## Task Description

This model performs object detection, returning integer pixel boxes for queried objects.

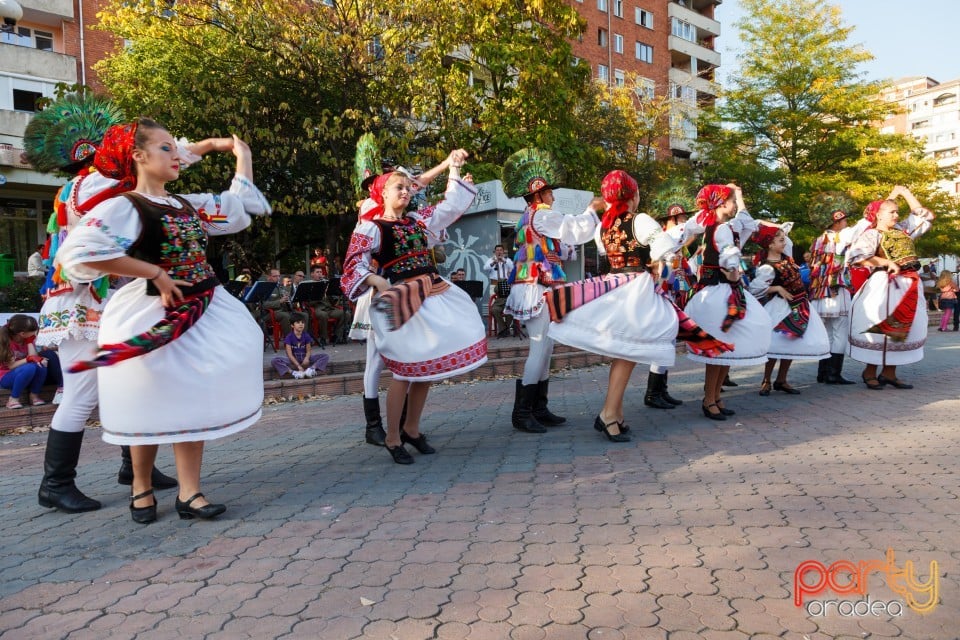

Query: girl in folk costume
[58,118,271,523]
[681,184,772,420]
[846,186,935,390]
[342,150,484,465]
[501,149,603,434]
[807,192,871,385]
[748,224,830,396]
[546,170,732,441]
[25,94,177,513]
[350,135,466,448]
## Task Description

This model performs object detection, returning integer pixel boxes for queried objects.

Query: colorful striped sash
[373,274,450,331]
[545,273,640,323]
[69,287,215,372]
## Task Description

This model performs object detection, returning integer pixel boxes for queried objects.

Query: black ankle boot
[824,353,855,385]
[532,379,566,425]
[118,446,178,490]
[38,430,101,513]
[363,397,386,446]
[661,372,683,406]
[513,380,545,433]
[644,372,675,410]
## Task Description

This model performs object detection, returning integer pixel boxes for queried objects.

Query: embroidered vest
[372,218,437,282]
[768,258,805,297]
[510,206,566,286]
[879,229,919,267]
[601,213,652,273]
[123,193,218,296]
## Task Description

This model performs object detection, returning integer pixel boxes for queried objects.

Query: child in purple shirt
[271,313,330,378]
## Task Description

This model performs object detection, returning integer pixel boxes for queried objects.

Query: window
[598,28,607,47]
[637,144,656,161]
[613,0,623,17]
[13,89,43,112]
[670,82,695,105]
[635,42,653,64]
[614,69,625,87]
[614,34,623,54]
[671,18,696,42]
[0,26,31,47]
[911,120,930,130]
[34,30,53,51]
[598,64,609,83]
[636,8,654,28]
[597,0,607,11]
[636,77,655,100]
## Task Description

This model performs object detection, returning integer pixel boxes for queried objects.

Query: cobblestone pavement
[2,333,958,639]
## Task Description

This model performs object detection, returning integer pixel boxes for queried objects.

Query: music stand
[242,281,278,347]
[455,279,483,300]
[223,280,247,299]
[326,277,343,300]
[290,280,327,307]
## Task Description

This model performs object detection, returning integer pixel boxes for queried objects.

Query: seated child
[1,314,63,408]
[271,313,330,378]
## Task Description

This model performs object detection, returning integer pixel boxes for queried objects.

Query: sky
[713,0,960,85]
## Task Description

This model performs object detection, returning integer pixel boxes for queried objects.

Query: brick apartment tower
[567,0,722,159]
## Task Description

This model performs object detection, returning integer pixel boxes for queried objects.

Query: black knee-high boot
[643,372,675,409]
[513,380,545,433]
[661,371,683,406]
[532,379,566,425]
[824,353,855,385]
[363,397,387,446]
[38,430,101,513]
[118,446,178,490]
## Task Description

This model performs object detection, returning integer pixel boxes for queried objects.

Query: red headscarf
[751,225,780,266]
[863,199,887,227]
[694,184,733,228]
[94,122,138,182]
[359,171,393,222]
[600,170,638,229]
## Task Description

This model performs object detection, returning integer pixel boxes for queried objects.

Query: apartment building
[879,76,960,198]
[568,0,722,158]
[0,0,116,270]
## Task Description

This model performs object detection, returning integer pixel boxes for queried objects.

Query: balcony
[0,109,32,139]
[19,0,73,22]
[668,2,721,38]
[669,67,719,99]
[668,35,721,70]
[0,45,77,82]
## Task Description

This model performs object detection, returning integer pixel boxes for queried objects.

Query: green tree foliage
[696,0,957,254]
[93,0,676,268]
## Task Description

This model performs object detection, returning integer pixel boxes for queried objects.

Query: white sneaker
[292,371,304,379]
[304,368,316,378]
[52,390,64,405]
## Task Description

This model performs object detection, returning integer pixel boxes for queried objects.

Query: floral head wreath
[600,170,638,229]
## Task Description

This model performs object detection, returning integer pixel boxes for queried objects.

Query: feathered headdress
[808,191,856,229]
[23,93,125,175]
[501,148,565,199]
[651,178,696,221]
[354,133,382,196]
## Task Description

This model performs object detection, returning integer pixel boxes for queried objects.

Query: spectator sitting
[27,244,46,278]
[1,314,63,408]
[271,313,330,379]
[451,268,466,281]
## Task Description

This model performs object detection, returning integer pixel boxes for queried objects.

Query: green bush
[0,278,44,312]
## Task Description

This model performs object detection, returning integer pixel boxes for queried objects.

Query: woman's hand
[153,270,190,308]
[589,197,606,214]
[447,149,469,168]
[462,173,474,185]
[774,285,794,302]
[367,274,391,294]
[885,260,901,276]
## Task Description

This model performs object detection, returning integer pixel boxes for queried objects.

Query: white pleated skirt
[848,271,926,366]
[97,279,263,445]
[547,273,678,367]
[370,280,487,381]
[684,283,772,366]
[763,297,830,361]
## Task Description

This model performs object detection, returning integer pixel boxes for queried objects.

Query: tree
[696,0,957,253]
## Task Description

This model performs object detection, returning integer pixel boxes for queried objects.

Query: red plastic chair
[263,309,282,352]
